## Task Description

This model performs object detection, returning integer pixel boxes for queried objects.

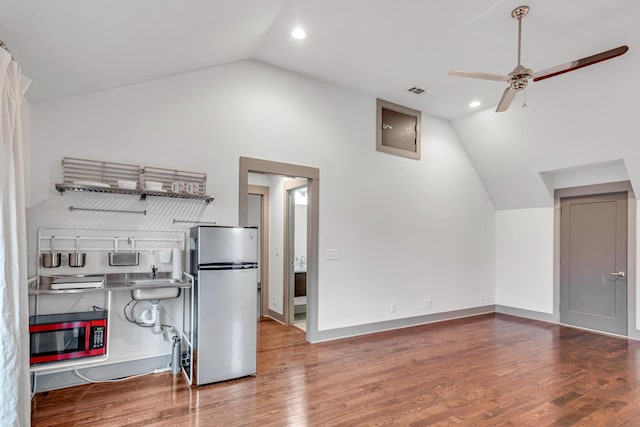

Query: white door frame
[239,157,320,343]
[248,185,270,319]
[284,179,308,325]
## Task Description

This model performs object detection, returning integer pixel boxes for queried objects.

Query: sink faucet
[151,265,158,279]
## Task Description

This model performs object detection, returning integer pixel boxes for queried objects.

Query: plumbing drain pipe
[171,335,181,375]
[139,301,162,334]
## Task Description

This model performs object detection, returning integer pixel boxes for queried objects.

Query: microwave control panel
[89,326,105,349]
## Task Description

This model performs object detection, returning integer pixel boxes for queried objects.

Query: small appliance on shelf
[29,310,108,365]
[50,275,105,290]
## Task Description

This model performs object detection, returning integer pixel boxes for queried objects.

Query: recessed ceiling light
[291,27,306,40]
[469,100,482,108]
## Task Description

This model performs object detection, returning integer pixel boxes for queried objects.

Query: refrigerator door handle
[199,262,258,270]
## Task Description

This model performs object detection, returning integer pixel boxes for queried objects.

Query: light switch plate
[326,249,339,261]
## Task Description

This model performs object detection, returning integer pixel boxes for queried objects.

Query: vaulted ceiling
[2,0,639,208]
[2,0,637,119]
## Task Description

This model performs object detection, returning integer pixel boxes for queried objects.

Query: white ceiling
[1,0,638,119]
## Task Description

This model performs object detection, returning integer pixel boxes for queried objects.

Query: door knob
[610,271,626,278]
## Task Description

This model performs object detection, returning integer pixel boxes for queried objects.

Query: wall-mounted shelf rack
[56,183,214,203]
[54,157,214,203]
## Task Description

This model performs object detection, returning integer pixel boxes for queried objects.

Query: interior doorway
[248,185,269,319]
[284,180,309,330]
[559,192,628,335]
[239,157,320,343]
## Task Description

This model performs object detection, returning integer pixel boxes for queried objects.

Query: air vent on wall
[408,87,430,95]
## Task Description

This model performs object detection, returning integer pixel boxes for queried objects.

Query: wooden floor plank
[32,314,640,426]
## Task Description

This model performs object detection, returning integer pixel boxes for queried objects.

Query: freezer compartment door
[196,226,258,264]
[195,268,257,384]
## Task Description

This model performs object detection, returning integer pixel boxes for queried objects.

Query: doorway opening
[284,180,309,331]
[248,185,269,320]
[239,157,319,343]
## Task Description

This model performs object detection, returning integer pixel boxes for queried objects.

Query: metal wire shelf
[55,158,214,203]
[55,183,214,203]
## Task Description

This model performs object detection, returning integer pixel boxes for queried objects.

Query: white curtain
[0,47,31,426]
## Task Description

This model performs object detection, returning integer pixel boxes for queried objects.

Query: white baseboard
[308,305,496,343]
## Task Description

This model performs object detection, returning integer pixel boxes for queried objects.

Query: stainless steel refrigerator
[189,225,258,385]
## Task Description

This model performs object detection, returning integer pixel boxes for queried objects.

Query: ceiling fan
[448,5,628,112]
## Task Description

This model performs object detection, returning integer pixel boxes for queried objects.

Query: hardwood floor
[31,314,640,426]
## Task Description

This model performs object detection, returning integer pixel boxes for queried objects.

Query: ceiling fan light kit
[448,5,629,112]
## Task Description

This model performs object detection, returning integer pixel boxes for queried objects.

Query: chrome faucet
[151,265,158,279]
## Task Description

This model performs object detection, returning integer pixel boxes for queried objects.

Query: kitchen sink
[128,278,182,300]
[127,278,182,287]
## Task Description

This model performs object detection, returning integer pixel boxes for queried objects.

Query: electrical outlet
[427,299,433,309]
[272,295,276,306]
[480,292,485,302]
[390,303,397,314]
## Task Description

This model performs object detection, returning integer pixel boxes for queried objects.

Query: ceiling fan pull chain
[522,91,528,109]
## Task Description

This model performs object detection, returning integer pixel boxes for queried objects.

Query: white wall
[495,208,554,314]
[451,44,640,211]
[543,160,629,191]
[30,60,495,333]
[248,172,270,187]
[294,203,307,262]
[316,111,496,328]
[451,51,640,327]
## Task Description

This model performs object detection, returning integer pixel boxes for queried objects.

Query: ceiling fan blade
[448,70,510,82]
[496,86,517,112]
[533,45,628,82]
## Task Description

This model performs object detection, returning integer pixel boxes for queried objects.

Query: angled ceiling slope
[0,0,637,119]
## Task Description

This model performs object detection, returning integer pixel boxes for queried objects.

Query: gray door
[560,192,627,335]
